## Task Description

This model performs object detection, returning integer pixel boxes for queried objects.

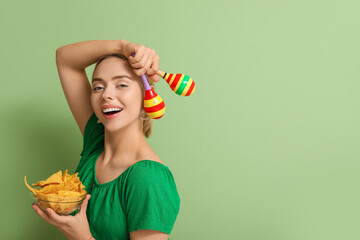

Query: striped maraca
[156,70,196,96]
[143,84,165,119]
[132,53,165,119]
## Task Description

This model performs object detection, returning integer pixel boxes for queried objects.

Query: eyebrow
[92,75,133,83]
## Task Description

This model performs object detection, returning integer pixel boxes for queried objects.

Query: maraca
[156,70,196,96]
[132,53,165,119]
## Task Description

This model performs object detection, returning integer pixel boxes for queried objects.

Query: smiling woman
[90,52,155,137]
[53,39,181,240]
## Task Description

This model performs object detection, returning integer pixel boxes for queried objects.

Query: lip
[102,110,122,120]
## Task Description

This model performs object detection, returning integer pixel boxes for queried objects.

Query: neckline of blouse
[92,147,169,188]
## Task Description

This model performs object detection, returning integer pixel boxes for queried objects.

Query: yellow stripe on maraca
[146,107,166,119]
[144,95,163,108]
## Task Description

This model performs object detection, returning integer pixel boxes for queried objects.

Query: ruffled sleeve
[124,162,181,234]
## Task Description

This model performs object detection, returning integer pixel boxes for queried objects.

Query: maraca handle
[156,70,166,78]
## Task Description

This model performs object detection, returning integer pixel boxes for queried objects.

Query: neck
[102,119,147,166]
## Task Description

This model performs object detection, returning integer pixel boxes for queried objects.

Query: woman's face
[91,57,144,132]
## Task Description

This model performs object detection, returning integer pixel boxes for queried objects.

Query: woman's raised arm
[56,40,123,70]
[55,40,124,136]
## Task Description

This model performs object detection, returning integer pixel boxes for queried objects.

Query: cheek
[90,94,99,110]
[126,88,144,104]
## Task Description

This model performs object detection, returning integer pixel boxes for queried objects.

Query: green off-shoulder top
[70,113,181,240]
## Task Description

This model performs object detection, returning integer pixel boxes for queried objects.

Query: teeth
[103,108,123,113]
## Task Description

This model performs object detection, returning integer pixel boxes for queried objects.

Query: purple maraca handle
[132,53,151,91]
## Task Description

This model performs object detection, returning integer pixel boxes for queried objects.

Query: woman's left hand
[32,194,93,240]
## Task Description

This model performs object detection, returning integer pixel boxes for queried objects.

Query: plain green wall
[1,0,360,239]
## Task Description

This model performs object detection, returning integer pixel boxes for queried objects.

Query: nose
[102,86,115,100]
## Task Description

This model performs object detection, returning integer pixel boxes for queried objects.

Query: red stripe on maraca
[166,74,173,84]
[144,101,165,113]
[144,88,157,100]
[185,81,195,96]
[170,74,182,90]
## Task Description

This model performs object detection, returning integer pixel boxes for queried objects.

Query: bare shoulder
[140,153,164,165]
[139,151,165,165]
[150,155,164,165]
[138,145,164,165]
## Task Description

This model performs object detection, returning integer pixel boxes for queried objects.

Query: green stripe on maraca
[175,74,190,95]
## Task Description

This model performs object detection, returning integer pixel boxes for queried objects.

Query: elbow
[56,47,63,58]
[56,45,64,52]
[55,47,64,65]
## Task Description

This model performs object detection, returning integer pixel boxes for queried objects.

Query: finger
[147,74,160,82]
[32,203,53,224]
[129,46,145,64]
[46,207,64,225]
[130,49,147,67]
[132,50,152,74]
[146,55,159,76]
[142,53,155,75]
[78,194,91,216]
[152,54,160,75]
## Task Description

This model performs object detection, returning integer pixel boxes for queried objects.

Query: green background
[1,0,359,239]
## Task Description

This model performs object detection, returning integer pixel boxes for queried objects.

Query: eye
[92,84,127,91]
[92,86,103,91]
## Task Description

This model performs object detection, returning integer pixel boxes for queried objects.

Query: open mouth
[103,109,122,115]
[102,109,123,119]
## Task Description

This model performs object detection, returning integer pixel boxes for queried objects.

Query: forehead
[92,57,139,83]
[93,57,130,76]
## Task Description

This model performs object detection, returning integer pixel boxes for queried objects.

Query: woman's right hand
[120,40,160,82]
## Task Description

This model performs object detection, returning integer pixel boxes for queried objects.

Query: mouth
[102,109,123,120]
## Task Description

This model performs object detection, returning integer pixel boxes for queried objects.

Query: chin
[102,116,140,131]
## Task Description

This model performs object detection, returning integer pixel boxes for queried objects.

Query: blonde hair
[92,53,154,138]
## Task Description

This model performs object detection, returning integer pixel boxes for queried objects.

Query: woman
[31,39,181,240]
